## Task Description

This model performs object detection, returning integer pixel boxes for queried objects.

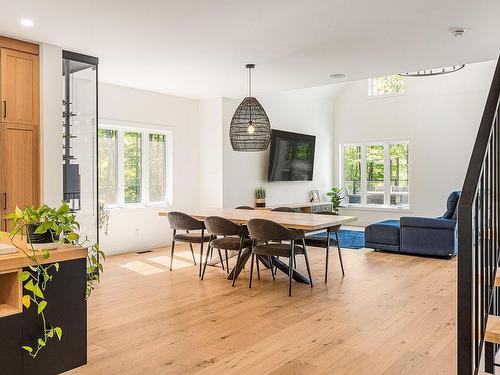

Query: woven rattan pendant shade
[230,65,271,151]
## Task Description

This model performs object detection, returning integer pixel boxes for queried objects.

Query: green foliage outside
[124,132,142,204]
[371,75,405,95]
[98,129,117,205]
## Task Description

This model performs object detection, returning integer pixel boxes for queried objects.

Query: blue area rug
[308,229,365,250]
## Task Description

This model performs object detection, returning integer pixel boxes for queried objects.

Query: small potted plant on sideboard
[326,187,345,214]
[255,186,266,208]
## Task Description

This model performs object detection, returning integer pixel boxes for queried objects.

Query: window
[98,126,171,207]
[98,129,118,206]
[149,134,166,203]
[341,142,409,209]
[368,75,405,96]
[124,132,142,204]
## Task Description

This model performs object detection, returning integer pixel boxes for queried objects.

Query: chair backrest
[271,207,296,213]
[204,216,245,236]
[167,212,205,230]
[247,219,304,241]
[442,191,461,220]
[235,206,254,210]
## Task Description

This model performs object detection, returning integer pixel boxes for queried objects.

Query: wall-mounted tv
[267,130,316,182]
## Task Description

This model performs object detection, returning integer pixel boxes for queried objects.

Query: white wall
[40,43,63,207]
[199,98,223,207]
[221,89,335,208]
[333,60,496,226]
[98,83,200,254]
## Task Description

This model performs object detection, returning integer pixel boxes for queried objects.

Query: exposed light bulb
[247,123,255,134]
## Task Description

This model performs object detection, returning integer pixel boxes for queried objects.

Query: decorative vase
[255,198,266,208]
[26,224,59,244]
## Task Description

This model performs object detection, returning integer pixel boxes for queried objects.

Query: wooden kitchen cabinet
[0,48,39,125]
[0,36,40,217]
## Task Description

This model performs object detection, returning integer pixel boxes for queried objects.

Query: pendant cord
[248,67,252,98]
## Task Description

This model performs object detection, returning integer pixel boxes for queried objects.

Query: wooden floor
[66,244,457,375]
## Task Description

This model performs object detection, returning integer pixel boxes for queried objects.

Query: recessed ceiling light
[330,73,346,79]
[450,27,465,37]
[20,19,34,27]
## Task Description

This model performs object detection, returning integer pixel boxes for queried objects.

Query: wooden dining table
[159,208,357,284]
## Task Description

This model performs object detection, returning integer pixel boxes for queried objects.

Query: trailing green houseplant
[326,187,345,214]
[6,202,104,358]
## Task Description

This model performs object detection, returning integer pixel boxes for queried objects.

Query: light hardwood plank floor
[65,244,456,375]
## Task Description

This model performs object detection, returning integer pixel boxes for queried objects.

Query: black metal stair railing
[458,55,500,375]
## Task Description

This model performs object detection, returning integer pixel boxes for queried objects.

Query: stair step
[495,269,500,287]
[485,315,500,344]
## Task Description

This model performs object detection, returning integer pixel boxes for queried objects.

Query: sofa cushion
[442,191,461,219]
[365,220,401,251]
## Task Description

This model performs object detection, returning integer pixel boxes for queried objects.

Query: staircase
[458,55,500,375]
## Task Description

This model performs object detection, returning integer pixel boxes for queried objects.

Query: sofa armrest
[400,217,456,230]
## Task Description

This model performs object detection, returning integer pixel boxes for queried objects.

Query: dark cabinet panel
[0,313,22,375]
[22,258,87,375]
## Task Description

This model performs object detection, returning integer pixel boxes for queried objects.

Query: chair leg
[302,239,313,288]
[269,256,275,280]
[325,231,330,283]
[170,239,176,271]
[256,256,260,280]
[335,232,345,276]
[288,241,294,297]
[225,249,229,274]
[201,242,212,280]
[249,253,255,288]
[198,231,206,277]
[218,249,225,270]
[232,250,242,287]
[189,244,196,265]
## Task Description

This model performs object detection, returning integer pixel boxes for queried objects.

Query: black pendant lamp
[230,64,271,151]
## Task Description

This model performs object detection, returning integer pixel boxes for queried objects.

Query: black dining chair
[247,219,313,296]
[202,216,253,286]
[235,206,255,210]
[271,207,296,212]
[304,211,345,282]
[167,212,211,276]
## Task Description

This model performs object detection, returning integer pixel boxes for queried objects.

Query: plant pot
[255,198,266,208]
[26,224,59,244]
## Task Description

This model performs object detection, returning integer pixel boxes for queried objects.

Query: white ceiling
[2,0,500,98]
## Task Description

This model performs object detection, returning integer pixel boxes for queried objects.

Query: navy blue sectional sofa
[364,191,460,258]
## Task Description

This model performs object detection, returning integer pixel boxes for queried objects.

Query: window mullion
[360,145,367,205]
[384,144,391,206]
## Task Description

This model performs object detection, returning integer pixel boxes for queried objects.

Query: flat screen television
[267,130,316,182]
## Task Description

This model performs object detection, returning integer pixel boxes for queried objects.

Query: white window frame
[99,124,173,208]
[339,141,410,210]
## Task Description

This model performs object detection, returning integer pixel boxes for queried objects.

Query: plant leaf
[47,328,54,338]
[54,262,59,272]
[32,284,44,299]
[18,271,31,282]
[22,346,33,353]
[54,327,63,340]
[37,300,47,314]
[22,295,31,308]
[15,206,23,218]
[24,279,34,291]
[38,338,45,347]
